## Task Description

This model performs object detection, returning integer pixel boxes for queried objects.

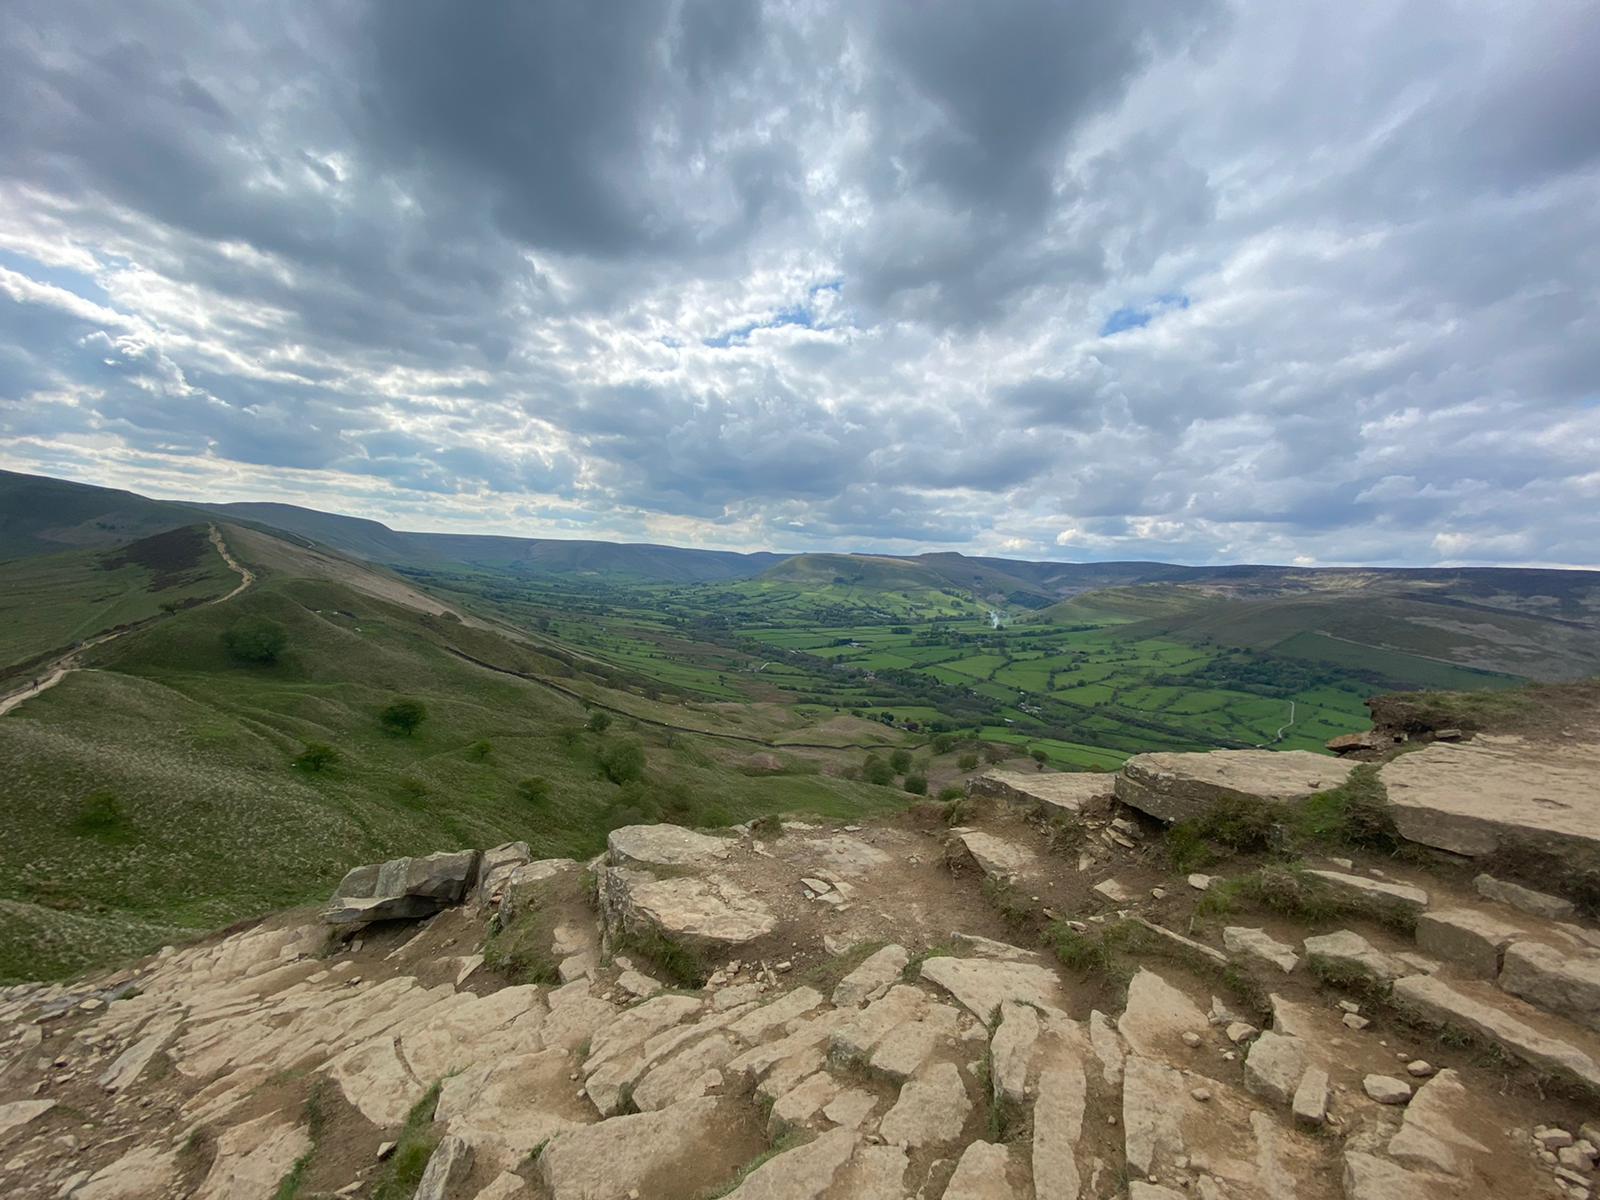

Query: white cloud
[0,0,1595,565]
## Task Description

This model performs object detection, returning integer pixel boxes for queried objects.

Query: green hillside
[1037,583,1224,625]
[0,531,902,982]
[760,552,947,591]
[0,525,237,669]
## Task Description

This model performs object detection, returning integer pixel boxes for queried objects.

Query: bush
[221,617,287,665]
[1030,748,1048,767]
[958,752,979,771]
[586,710,612,733]
[982,743,1009,763]
[394,776,429,806]
[379,698,428,736]
[932,733,957,754]
[861,755,895,786]
[598,738,646,785]
[903,774,928,795]
[937,785,965,801]
[70,792,129,841]
[889,748,913,774]
[293,742,339,772]
[516,776,550,805]
[464,739,492,761]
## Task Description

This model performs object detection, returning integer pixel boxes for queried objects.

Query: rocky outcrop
[599,867,777,951]
[1380,736,1600,860]
[3,799,1587,1200]
[325,849,481,925]
[968,769,1115,816]
[1114,749,1353,823]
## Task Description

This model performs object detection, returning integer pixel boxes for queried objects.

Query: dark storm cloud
[0,1,1596,564]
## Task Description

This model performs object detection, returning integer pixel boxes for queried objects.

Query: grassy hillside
[0,534,903,982]
[1037,584,1224,625]
[0,525,238,669]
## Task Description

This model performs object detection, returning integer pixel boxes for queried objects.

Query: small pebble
[1405,1060,1434,1077]
[1182,1032,1202,1048]
[1191,1087,1212,1102]
[1342,1013,1370,1030]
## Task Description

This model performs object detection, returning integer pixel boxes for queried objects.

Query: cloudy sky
[2,2,1597,566]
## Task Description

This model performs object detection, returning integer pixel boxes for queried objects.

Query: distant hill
[0,471,213,560]
[758,553,950,592]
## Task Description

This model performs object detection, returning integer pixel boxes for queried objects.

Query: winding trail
[0,524,253,718]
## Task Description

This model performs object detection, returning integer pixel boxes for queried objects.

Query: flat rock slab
[602,868,776,950]
[947,829,1038,883]
[1302,930,1413,983]
[1381,736,1600,858]
[879,1061,971,1147]
[1115,749,1353,823]
[1117,967,1208,1058]
[0,1099,55,1140]
[833,945,911,1007]
[919,956,1065,1024]
[1475,872,1576,920]
[537,1096,728,1199]
[722,1126,857,1199]
[969,770,1115,816]
[1393,973,1600,1092]
[607,824,736,869]
[1500,940,1600,1032]
[1224,927,1299,973]
[1304,869,1428,912]
[1415,906,1578,979]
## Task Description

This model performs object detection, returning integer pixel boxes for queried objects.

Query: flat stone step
[1115,749,1353,823]
[1415,905,1586,980]
[1380,737,1600,860]
[1392,973,1600,1094]
[968,770,1114,817]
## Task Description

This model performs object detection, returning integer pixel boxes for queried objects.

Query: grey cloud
[0,0,1596,567]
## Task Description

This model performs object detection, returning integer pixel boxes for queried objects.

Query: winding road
[0,524,253,718]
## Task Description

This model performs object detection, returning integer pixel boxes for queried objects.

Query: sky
[2,1,1597,567]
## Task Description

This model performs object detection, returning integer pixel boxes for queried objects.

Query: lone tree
[586,710,613,734]
[598,738,646,785]
[380,698,428,737]
[889,748,913,774]
[222,617,287,665]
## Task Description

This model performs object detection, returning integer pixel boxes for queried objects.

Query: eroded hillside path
[0,523,252,718]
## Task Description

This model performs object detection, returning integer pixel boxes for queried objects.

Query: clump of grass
[1306,953,1392,1000]
[1039,811,1087,855]
[272,1080,330,1200]
[69,791,132,843]
[613,926,707,988]
[1292,765,1398,852]
[483,881,562,985]
[703,1132,811,1198]
[749,813,785,839]
[941,796,975,826]
[902,945,955,981]
[371,1082,442,1200]
[982,877,1038,933]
